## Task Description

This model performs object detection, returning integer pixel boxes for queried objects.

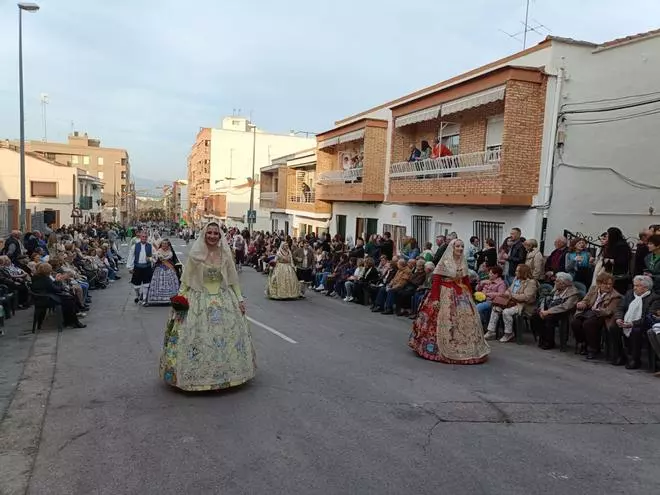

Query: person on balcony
[419,140,432,160]
[431,137,453,159]
[407,144,421,162]
[301,182,312,202]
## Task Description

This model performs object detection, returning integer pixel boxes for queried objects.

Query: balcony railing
[389,150,501,179]
[317,167,363,184]
[288,191,316,204]
[260,191,278,201]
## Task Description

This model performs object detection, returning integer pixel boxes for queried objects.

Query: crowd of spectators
[0,223,127,334]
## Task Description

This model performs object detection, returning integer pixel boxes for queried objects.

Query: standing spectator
[545,236,568,282]
[432,235,449,265]
[476,238,498,270]
[633,231,650,276]
[2,230,25,263]
[644,234,660,293]
[565,238,592,289]
[601,227,632,295]
[380,232,394,260]
[503,228,526,285]
[407,144,421,162]
[466,236,480,271]
[349,237,365,259]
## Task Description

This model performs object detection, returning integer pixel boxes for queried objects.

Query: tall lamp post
[113,161,119,223]
[247,123,257,233]
[18,2,40,231]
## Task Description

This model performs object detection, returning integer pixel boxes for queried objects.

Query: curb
[0,331,59,495]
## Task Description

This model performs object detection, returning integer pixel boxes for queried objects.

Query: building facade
[314,29,660,252]
[260,149,332,236]
[205,117,315,230]
[7,132,133,223]
[76,169,104,224]
[187,127,211,225]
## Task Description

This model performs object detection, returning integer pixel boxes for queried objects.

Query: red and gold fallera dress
[409,241,490,365]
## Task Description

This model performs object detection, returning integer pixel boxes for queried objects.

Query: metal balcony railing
[389,150,501,179]
[288,191,316,203]
[317,167,363,184]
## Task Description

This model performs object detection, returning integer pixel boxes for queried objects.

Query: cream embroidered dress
[266,243,302,300]
[159,228,256,391]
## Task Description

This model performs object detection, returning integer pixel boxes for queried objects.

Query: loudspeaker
[43,210,56,225]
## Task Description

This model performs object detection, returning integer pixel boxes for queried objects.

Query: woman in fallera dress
[409,239,490,364]
[145,239,181,306]
[266,241,303,300]
[159,222,256,391]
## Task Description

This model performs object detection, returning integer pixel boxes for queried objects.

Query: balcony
[317,168,363,184]
[288,191,315,203]
[259,190,283,209]
[79,195,93,210]
[389,150,501,179]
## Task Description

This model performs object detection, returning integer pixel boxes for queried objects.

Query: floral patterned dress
[266,259,301,300]
[159,263,256,391]
[409,273,490,364]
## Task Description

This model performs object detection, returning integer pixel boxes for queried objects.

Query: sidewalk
[0,309,37,420]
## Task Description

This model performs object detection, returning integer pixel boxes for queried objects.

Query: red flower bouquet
[170,295,190,312]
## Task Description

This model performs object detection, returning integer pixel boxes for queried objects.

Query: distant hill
[133,176,171,197]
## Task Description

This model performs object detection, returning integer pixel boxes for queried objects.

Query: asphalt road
[20,238,660,494]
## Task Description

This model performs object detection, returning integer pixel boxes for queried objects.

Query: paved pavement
[2,237,660,494]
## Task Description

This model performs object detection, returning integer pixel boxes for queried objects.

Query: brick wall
[500,79,546,196]
[276,167,288,209]
[362,126,387,196]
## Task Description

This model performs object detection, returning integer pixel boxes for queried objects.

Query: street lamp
[113,160,119,222]
[17,2,40,232]
[247,123,257,233]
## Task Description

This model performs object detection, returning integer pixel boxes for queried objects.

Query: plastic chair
[29,291,63,333]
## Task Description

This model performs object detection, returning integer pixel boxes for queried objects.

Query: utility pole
[248,123,257,233]
[523,0,530,49]
[40,93,49,141]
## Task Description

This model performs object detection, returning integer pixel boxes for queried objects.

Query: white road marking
[246,316,298,344]
[175,251,184,255]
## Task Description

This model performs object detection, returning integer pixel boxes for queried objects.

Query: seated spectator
[396,259,427,316]
[324,254,350,296]
[565,237,592,288]
[400,238,420,262]
[31,262,86,328]
[475,265,507,327]
[343,258,365,302]
[524,239,545,282]
[544,236,568,282]
[485,264,538,343]
[364,235,380,262]
[644,234,660,293]
[349,237,365,259]
[409,261,435,319]
[572,272,621,359]
[376,254,390,278]
[0,255,31,309]
[533,272,581,350]
[368,259,398,310]
[608,275,660,369]
[372,259,412,315]
[349,257,380,305]
[421,242,434,262]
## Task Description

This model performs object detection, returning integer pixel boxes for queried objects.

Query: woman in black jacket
[31,263,86,328]
[602,227,632,295]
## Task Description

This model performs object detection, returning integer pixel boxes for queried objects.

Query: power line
[560,96,660,115]
[564,107,660,126]
[562,90,660,108]
[558,162,660,190]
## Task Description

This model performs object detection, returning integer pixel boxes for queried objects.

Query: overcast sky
[0,0,658,180]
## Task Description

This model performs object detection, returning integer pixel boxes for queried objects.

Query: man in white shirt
[127,231,154,304]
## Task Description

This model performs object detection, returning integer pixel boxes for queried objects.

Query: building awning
[395,105,441,128]
[318,137,339,149]
[338,129,365,144]
[441,85,506,116]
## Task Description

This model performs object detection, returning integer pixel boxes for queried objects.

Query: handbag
[492,295,515,308]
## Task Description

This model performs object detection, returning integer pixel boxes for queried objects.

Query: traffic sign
[247,210,257,221]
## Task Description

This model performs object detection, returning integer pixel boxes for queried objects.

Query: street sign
[247,210,257,221]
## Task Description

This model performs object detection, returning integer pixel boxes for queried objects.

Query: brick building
[316,29,660,252]
[186,127,211,225]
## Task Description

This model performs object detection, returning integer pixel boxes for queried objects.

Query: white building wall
[543,36,660,243]
[330,202,537,248]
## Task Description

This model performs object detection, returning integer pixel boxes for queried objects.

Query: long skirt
[409,274,490,364]
[159,286,256,391]
[146,264,180,304]
[266,262,301,299]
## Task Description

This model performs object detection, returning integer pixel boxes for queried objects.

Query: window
[383,224,407,254]
[355,217,378,240]
[473,220,504,249]
[435,222,452,238]
[83,155,90,165]
[121,171,127,180]
[30,181,57,198]
[204,140,210,147]
[272,219,279,233]
[232,120,240,126]
[44,152,56,161]
[438,123,460,155]
[486,115,504,152]
[336,215,347,239]
[411,215,432,246]
[121,185,127,193]
[71,155,79,164]
[97,157,104,165]
[273,177,279,192]
[98,171,104,180]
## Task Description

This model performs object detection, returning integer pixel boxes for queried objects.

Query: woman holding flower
[159,222,256,391]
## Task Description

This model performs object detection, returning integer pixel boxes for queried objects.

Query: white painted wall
[0,148,76,225]
[330,202,537,248]
[544,36,660,242]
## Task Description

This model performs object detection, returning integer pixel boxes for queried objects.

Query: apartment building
[260,149,331,236]
[206,117,315,230]
[316,29,660,251]
[8,132,133,223]
[187,127,211,224]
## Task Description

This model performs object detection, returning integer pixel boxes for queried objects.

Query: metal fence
[473,220,504,249]
[0,202,10,239]
[411,215,432,247]
[389,150,501,179]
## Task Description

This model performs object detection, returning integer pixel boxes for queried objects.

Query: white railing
[389,150,501,179]
[288,191,316,203]
[317,167,363,184]
[260,191,278,201]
